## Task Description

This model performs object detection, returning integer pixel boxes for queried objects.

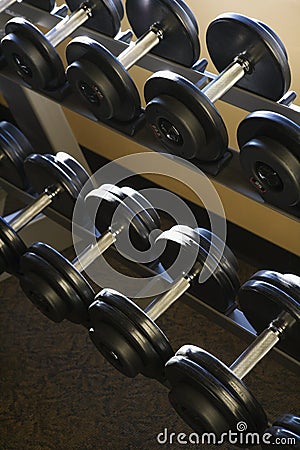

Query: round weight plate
[25,0,56,12]
[30,242,94,316]
[166,353,254,437]
[252,270,300,304]
[175,226,240,294]
[177,345,267,434]
[273,414,300,435]
[3,18,65,90]
[0,217,27,275]
[66,0,122,36]
[66,38,141,122]
[85,184,153,252]
[24,154,79,219]
[0,121,34,189]
[206,13,291,100]
[145,71,228,161]
[120,186,160,236]
[126,0,199,66]
[238,279,300,359]
[89,295,165,380]
[19,250,87,324]
[53,152,89,190]
[0,47,6,69]
[99,288,173,377]
[158,228,235,311]
[46,154,83,195]
[238,111,300,207]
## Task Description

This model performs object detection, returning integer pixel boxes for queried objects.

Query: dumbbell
[0,121,34,189]
[0,152,89,275]
[238,110,300,209]
[165,270,300,439]
[262,414,300,448]
[65,0,200,122]
[1,0,124,91]
[88,225,239,383]
[18,183,161,324]
[144,13,291,162]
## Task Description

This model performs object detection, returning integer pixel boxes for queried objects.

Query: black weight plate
[46,154,83,195]
[30,242,94,312]
[89,296,166,380]
[144,71,228,161]
[238,279,300,359]
[120,187,160,233]
[166,354,254,437]
[53,152,89,190]
[19,250,88,324]
[25,0,56,12]
[0,121,34,189]
[3,18,65,90]
[158,228,235,311]
[174,225,240,294]
[206,13,291,100]
[66,0,122,36]
[126,0,199,66]
[252,270,300,304]
[273,414,300,436]
[98,289,174,373]
[66,37,141,122]
[177,345,267,434]
[85,184,153,252]
[0,217,26,275]
[24,154,78,219]
[238,111,300,206]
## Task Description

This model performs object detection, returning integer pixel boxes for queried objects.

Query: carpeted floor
[0,253,299,450]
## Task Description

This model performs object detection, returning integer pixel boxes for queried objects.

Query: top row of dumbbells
[0,1,292,114]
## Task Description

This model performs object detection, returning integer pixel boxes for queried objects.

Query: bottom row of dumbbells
[0,121,299,447]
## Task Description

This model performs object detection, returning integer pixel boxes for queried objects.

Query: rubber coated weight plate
[273,415,300,436]
[86,184,153,252]
[0,121,33,189]
[126,0,199,66]
[0,217,27,275]
[121,187,160,232]
[206,14,291,100]
[158,228,235,311]
[66,37,141,122]
[238,111,300,207]
[144,71,228,161]
[262,415,300,449]
[19,251,87,323]
[99,289,173,376]
[26,0,56,12]
[252,270,300,304]
[24,154,79,219]
[30,242,94,315]
[166,354,252,437]
[66,0,122,35]
[53,152,89,190]
[176,346,267,434]
[89,295,165,379]
[3,18,65,90]
[238,279,300,359]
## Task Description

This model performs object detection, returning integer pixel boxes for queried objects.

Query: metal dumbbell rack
[0,3,299,375]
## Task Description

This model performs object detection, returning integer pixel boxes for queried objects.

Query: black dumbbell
[65,0,200,122]
[262,414,300,448]
[0,121,34,189]
[88,226,239,383]
[238,110,300,209]
[144,13,291,162]
[18,184,161,324]
[165,270,299,439]
[0,152,89,276]
[1,0,124,91]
